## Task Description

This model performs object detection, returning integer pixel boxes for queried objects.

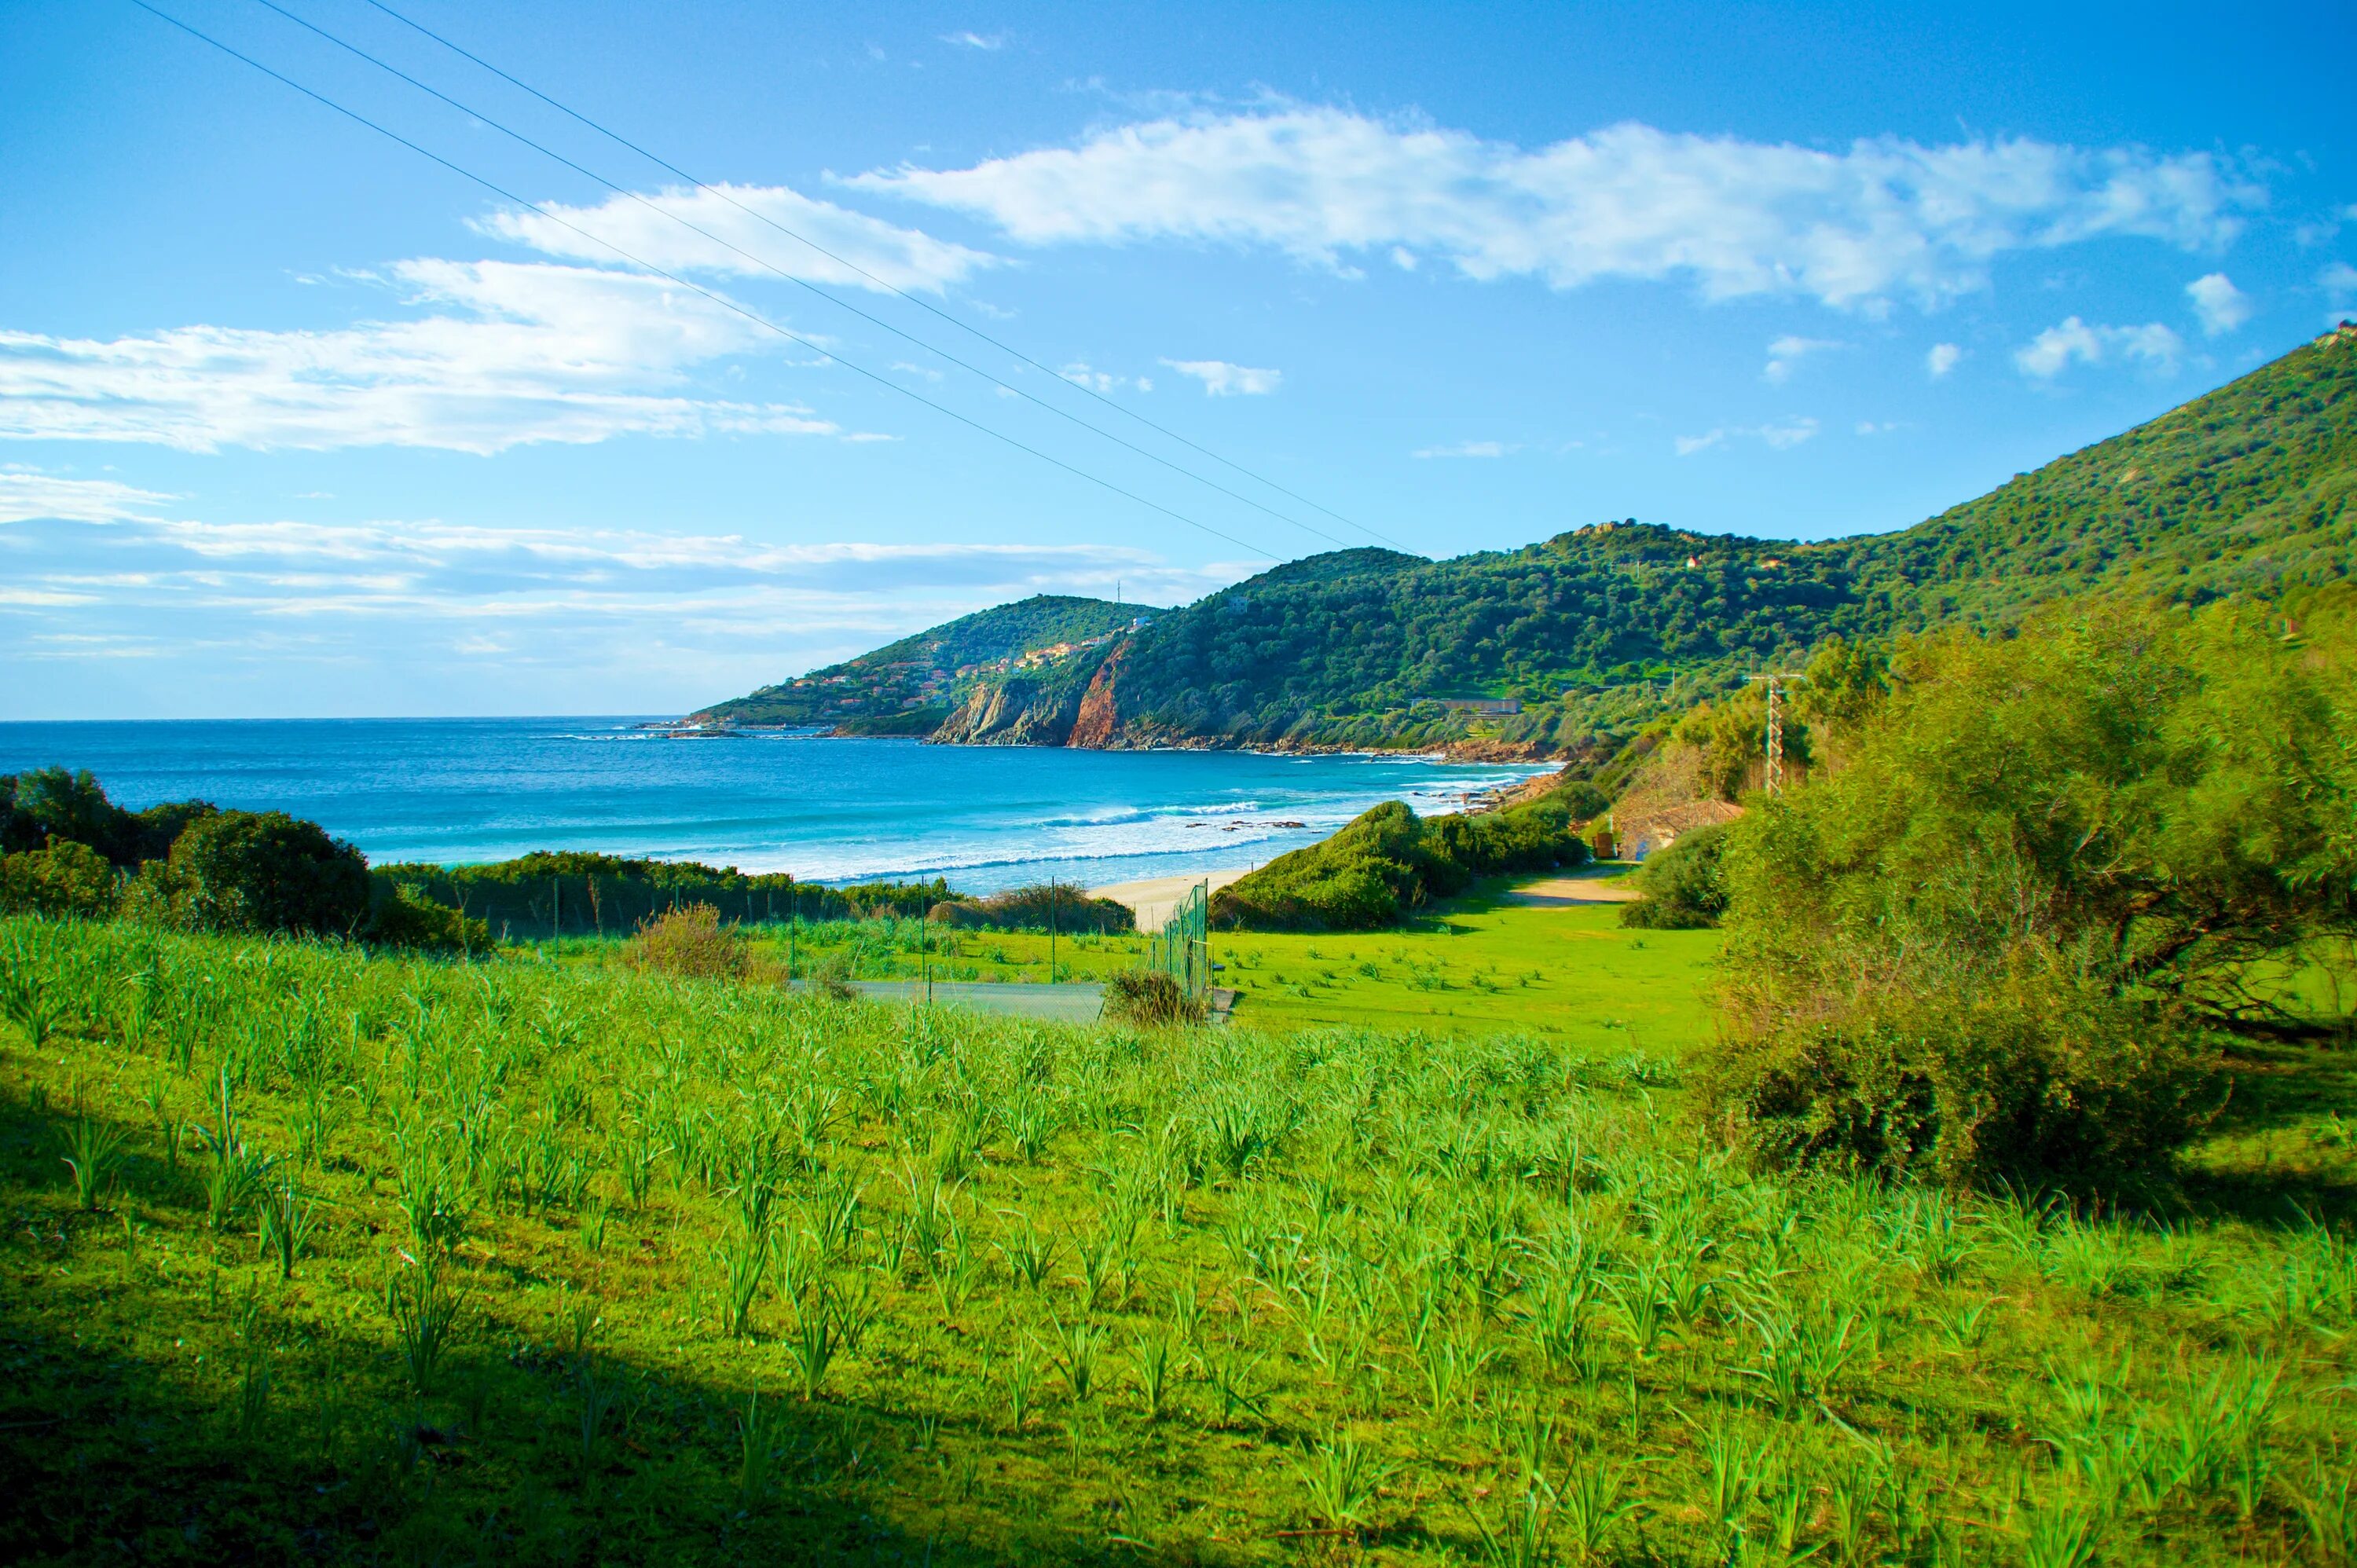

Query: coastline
[651,717,1560,766]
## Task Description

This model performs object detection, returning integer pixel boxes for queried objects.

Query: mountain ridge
[689,324,2357,753]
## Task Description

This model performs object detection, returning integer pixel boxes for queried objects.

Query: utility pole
[1747,672,1805,796]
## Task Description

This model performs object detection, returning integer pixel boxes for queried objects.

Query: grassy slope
[4,915,2355,1566]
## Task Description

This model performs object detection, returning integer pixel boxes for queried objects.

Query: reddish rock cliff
[1069,647,1124,748]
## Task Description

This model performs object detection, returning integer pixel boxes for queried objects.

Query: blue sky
[4,0,2354,719]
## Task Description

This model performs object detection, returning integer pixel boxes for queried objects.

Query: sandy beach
[1089,867,1252,928]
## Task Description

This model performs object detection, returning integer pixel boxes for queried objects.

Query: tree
[7,768,137,863]
[1702,596,2357,1190]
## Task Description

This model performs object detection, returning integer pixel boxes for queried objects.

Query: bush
[1,768,216,867]
[1552,779,1611,822]
[1703,599,2357,1192]
[1619,823,1730,929]
[0,840,120,920]
[1213,795,1591,931]
[627,903,746,980]
[806,948,860,1000]
[155,810,371,936]
[365,884,490,954]
[1705,947,2217,1189]
[928,885,1135,933]
[1102,969,1206,1026]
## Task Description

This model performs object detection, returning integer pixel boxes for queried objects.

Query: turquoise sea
[0,719,1551,894]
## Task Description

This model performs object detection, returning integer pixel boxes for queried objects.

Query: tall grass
[0,911,2352,1566]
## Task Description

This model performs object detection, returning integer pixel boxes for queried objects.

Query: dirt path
[1498,864,1643,907]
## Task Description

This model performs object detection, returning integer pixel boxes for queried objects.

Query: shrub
[1103,969,1206,1026]
[1703,599,2357,1192]
[1705,945,2217,1189]
[929,885,1135,933]
[1552,779,1611,822]
[806,948,860,1000]
[1619,823,1730,929]
[365,884,489,953]
[1,768,214,867]
[0,839,120,920]
[155,810,372,936]
[1213,795,1590,932]
[628,903,746,980]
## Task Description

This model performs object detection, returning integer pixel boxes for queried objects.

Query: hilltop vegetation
[1092,327,2357,752]
[692,594,1149,731]
[691,327,2357,756]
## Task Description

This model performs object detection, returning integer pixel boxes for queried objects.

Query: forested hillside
[691,593,1148,732]
[691,324,2356,752]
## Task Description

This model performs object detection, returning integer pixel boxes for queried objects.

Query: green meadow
[3,910,2353,1566]
[582,877,1723,1053]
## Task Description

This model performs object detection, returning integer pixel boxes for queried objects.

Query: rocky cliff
[1068,646,1124,747]
[932,672,1093,746]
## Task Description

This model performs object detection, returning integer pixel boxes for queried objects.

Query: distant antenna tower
[1747,672,1805,796]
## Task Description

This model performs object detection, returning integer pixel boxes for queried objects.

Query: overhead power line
[122,0,1279,562]
[235,0,1362,554]
[346,0,1406,554]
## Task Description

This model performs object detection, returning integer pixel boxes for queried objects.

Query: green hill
[690,593,1152,732]
[691,324,2357,750]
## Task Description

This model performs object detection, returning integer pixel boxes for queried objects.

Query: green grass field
[551,876,1722,1056]
[2,913,2354,1566]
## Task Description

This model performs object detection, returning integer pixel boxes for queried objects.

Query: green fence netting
[1146,879,1211,1000]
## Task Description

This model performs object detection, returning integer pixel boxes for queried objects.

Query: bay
[0,717,1552,893]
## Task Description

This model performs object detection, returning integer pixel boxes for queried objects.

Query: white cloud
[2323,261,2357,317]
[1926,341,1963,378]
[1763,335,1842,383]
[0,467,174,524]
[478,183,998,293]
[2185,272,2251,335]
[1,507,1273,716]
[1059,362,1149,394]
[1411,440,1513,458]
[2014,315,2183,379]
[0,512,1246,650]
[939,31,1005,49]
[1674,419,1816,455]
[1160,358,1281,396]
[0,261,846,453]
[853,108,2260,310]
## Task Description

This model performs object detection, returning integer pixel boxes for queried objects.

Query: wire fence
[376,871,944,943]
[1145,879,1211,1000]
